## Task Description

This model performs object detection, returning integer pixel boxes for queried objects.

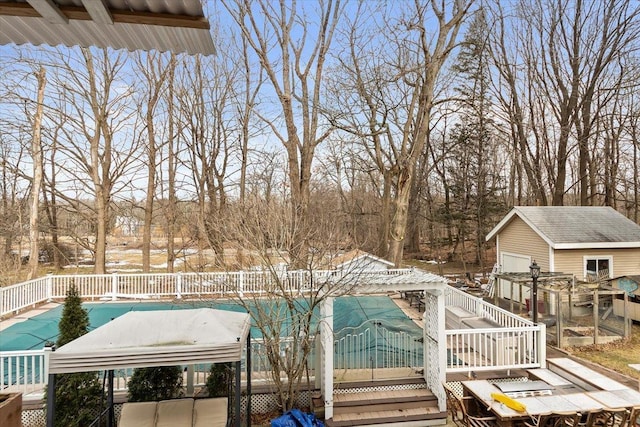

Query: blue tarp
[271,409,324,427]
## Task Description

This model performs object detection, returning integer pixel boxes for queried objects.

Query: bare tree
[486,1,548,205]
[625,91,640,222]
[224,0,343,268]
[134,51,174,272]
[487,0,640,206]
[237,32,263,210]
[26,67,46,279]
[41,119,66,269]
[221,195,361,411]
[47,47,138,273]
[0,131,29,275]
[164,54,179,273]
[177,52,239,268]
[329,0,474,265]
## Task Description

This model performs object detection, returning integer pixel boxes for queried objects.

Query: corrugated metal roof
[0,0,215,54]
[487,206,640,249]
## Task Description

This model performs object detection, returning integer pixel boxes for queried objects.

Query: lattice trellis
[242,390,311,414]
[22,404,123,427]
[424,291,439,341]
[423,290,445,409]
[334,382,427,395]
[21,392,311,426]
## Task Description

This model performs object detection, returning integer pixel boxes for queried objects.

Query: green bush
[205,363,232,398]
[49,285,105,427]
[53,373,105,427]
[127,366,184,402]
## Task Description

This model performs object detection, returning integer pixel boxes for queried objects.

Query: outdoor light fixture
[529,260,541,323]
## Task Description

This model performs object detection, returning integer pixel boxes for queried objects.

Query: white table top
[547,358,629,391]
[462,380,605,421]
[527,368,574,387]
[587,389,640,409]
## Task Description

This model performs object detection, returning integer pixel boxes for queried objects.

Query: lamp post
[529,260,541,323]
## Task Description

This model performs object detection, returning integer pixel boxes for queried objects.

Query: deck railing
[445,286,546,373]
[1,269,415,317]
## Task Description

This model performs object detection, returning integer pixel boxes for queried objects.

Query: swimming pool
[0,296,421,351]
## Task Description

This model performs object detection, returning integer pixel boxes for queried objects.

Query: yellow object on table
[491,392,527,412]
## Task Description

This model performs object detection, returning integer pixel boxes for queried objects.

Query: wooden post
[556,289,563,349]
[593,291,599,345]
[107,370,114,427]
[46,373,55,427]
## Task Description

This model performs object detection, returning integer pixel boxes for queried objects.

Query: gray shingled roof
[487,206,640,249]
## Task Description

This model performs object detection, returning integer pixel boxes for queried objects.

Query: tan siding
[498,217,550,269]
[554,248,640,280]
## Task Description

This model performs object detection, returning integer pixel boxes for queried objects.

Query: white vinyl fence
[1,269,415,317]
[1,272,545,398]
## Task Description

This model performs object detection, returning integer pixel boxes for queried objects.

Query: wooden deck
[327,377,447,427]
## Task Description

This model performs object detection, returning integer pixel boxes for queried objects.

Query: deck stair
[325,377,446,427]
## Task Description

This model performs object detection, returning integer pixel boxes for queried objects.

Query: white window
[584,256,612,280]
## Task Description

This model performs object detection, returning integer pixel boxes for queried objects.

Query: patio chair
[525,412,581,427]
[155,398,194,427]
[443,382,497,427]
[627,407,640,427]
[193,397,228,427]
[582,408,629,427]
[118,401,158,427]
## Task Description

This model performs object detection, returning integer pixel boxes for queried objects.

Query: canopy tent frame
[45,308,251,427]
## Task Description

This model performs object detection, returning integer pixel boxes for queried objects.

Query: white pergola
[318,269,449,420]
[46,308,251,427]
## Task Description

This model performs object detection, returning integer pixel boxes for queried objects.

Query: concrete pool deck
[0,302,63,332]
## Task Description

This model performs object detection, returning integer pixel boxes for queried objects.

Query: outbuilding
[486,206,640,302]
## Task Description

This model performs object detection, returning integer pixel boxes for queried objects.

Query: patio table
[629,364,640,391]
[526,368,574,388]
[547,358,630,391]
[462,380,605,427]
[586,389,640,409]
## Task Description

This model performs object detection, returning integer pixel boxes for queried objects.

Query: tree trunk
[27,67,46,280]
[142,110,156,273]
[388,166,414,267]
[166,55,177,273]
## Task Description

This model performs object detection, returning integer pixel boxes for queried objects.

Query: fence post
[238,271,244,297]
[537,323,546,367]
[176,272,182,299]
[47,274,53,302]
[43,345,52,384]
[111,273,118,301]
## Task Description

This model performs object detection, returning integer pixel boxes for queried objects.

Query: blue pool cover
[0,296,421,351]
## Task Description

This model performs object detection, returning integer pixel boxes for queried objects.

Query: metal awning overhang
[48,308,250,374]
[0,0,215,55]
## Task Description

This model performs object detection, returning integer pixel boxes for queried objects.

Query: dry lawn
[565,323,640,380]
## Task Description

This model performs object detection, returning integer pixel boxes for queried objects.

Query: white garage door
[501,253,531,302]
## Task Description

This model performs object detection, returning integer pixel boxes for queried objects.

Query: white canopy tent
[46,308,252,427]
